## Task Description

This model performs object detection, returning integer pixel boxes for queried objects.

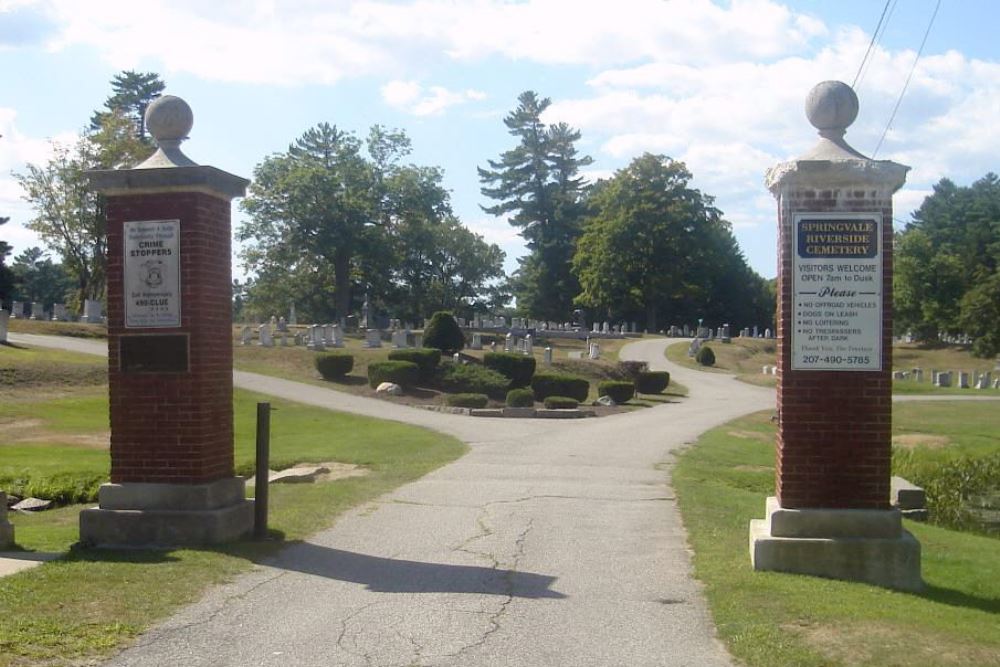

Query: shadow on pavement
[266,541,567,599]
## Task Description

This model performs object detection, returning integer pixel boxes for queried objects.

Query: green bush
[505,388,535,407]
[636,370,670,394]
[388,347,441,382]
[0,471,106,504]
[543,396,579,410]
[423,311,465,353]
[435,362,509,399]
[598,380,635,404]
[531,372,589,402]
[484,352,536,387]
[894,450,1000,534]
[444,393,489,408]
[696,345,716,366]
[314,352,354,379]
[617,360,648,380]
[367,360,419,388]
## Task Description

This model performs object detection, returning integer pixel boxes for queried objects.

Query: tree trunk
[645,302,657,333]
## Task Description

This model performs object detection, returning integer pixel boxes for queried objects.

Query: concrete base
[79,478,253,548]
[749,496,922,592]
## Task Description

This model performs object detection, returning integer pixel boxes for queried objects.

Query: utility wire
[852,0,894,89]
[873,0,942,158]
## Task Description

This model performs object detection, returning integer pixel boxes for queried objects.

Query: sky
[2,0,998,284]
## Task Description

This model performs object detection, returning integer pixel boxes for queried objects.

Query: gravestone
[79,95,252,547]
[750,81,920,591]
[279,331,288,346]
[330,323,344,348]
[391,329,408,348]
[258,323,273,347]
[958,372,970,389]
[414,333,423,348]
[0,310,8,344]
[10,301,21,318]
[602,321,610,334]
[935,371,952,388]
[241,326,252,345]
[912,368,923,383]
[524,334,533,356]
[470,332,482,350]
[288,304,297,326]
[544,346,553,366]
[28,302,41,320]
[504,333,513,353]
[365,328,382,348]
[277,316,287,332]
[51,303,69,321]
[81,298,103,323]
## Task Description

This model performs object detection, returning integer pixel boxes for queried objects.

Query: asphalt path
[9,332,992,666]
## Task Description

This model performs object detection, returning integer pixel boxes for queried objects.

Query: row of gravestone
[5,299,104,324]
[667,323,764,340]
[892,368,999,390]
[241,323,423,350]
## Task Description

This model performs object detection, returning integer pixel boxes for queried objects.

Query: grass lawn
[0,344,466,667]
[674,408,1000,667]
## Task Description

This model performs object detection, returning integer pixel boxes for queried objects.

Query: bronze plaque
[120,334,189,373]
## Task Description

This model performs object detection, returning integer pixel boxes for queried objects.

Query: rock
[13,497,52,512]
[269,465,331,484]
[595,395,617,407]
[375,382,403,396]
[6,495,21,508]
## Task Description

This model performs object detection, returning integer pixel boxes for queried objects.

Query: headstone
[688,338,702,357]
[763,365,771,375]
[330,323,344,348]
[28,302,41,320]
[589,342,600,360]
[258,323,273,347]
[752,325,758,338]
[764,328,772,339]
[490,340,497,352]
[912,368,923,383]
[81,298,102,323]
[51,303,69,321]
[10,301,21,318]
[323,324,335,346]
[241,326,252,345]
[504,333,513,353]
[391,329,408,348]
[293,332,304,346]
[365,328,382,348]
[280,331,288,346]
[0,310,8,344]
[592,323,599,333]
[975,373,990,390]
[602,321,610,334]
[277,316,288,332]
[289,303,297,326]
[958,371,970,389]
[453,353,461,364]
[524,334,533,356]
[935,371,952,388]
[544,346,553,366]
[470,332,483,350]
[749,81,920,590]
[270,315,277,329]
[414,333,423,348]
[308,324,326,351]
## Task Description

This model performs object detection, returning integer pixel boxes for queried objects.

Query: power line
[873,0,942,158]
[852,0,894,89]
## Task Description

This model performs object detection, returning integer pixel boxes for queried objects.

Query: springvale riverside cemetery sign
[124,219,181,328]
[792,212,881,371]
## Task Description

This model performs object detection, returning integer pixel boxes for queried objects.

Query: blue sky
[2,0,998,283]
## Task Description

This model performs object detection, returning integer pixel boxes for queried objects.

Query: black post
[253,402,270,540]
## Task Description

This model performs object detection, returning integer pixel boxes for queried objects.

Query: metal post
[254,402,271,540]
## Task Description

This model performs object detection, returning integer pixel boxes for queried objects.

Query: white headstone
[51,303,69,321]
[29,302,41,320]
[331,323,344,347]
[241,326,252,345]
[277,316,288,332]
[10,301,21,318]
[504,333,513,353]
[81,298,102,323]
[258,323,274,347]
[544,346,552,366]
[414,333,423,348]
[602,321,610,334]
[525,334,533,356]
[308,324,326,351]
[365,328,382,348]
[589,341,600,360]
[470,332,483,350]
[392,329,408,348]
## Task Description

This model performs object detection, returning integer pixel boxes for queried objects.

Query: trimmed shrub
[636,370,670,394]
[444,393,489,408]
[505,388,535,407]
[543,395,579,410]
[314,352,354,379]
[435,362,509,399]
[598,380,635,404]
[423,311,465,353]
[696,345,716,366]
[367,360,419,389]
[484,352,536,388]
[617,360,649,380]
[531,372,589,402]
[388,347,441,382]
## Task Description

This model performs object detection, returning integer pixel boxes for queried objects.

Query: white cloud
[381,80,486,116]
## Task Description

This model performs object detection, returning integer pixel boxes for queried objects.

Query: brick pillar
[749,81,921,591]
[80,95,253,547]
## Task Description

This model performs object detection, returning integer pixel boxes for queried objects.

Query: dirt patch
[892,433,951,449]
[315,461,370,482]
[1,418,44,431]
[787,621,1000,667]
[727,429,772,441]
[0,419,110,449]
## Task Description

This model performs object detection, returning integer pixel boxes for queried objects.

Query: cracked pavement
[13,334,773,666]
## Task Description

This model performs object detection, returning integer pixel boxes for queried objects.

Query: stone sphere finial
[805,81,858,135]
[145,95,194,144]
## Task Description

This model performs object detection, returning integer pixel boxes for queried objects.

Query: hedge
[598,380,635,404]
[531,372,589,402]
[484,352,536,388]
[367,360,419,388]
[505,388,535,407]
[696,345,716,366]
[435,363,509,399]
[314,352,354,379]
[423,311,465,353]
[444,393,489,408]
[543,396,579,410]
[636,370,670,394]
[388,347,441,382]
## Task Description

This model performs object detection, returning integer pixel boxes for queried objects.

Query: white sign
[792,212,882,371]
[124,219,181,328]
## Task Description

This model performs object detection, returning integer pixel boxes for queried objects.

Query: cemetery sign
[124,219,181,328]
[792,212,881,371]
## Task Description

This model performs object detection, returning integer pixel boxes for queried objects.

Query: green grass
[892,401,1000,463]
[674,410,1000,667]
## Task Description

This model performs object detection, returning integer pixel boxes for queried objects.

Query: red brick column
[105,192,235,484]
[774,187,896,509]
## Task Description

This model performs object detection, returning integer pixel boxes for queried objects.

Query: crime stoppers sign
[792,212,882,371]
[124,219,181,328]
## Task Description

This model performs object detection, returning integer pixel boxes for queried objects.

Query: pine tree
[90,70,165,143]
